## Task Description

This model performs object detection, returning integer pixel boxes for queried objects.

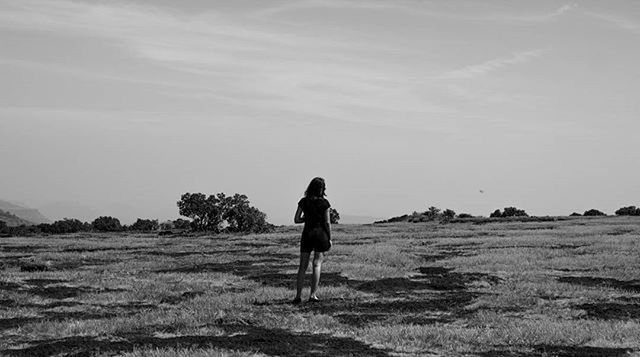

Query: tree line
[0,191,298,236]
[376,204,640,224]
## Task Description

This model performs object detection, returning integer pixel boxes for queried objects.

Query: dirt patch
[159,291,205,304]
[0,281,22,290]
[145,250,205,257]
[0,245,46,253]
[24,278,68,285]
[301,292,480,326]
[0,324,392,357]
[354,267,500,296]
[62,247,138,253]
[0,317,42,331]
[2,279,123,300]
[477,345,633,357]
[576,302,640,320]
[557,276,640,293]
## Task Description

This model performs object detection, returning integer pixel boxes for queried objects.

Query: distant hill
[0,210,35,227]
[0,200,51,224]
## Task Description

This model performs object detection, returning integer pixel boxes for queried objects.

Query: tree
[177,192,271,233]
[222,194,270,233]
[40,218,88,234]
[130,218,159,231]
[177,193,224,232]
[92,216,122,232]
[425,206,441,220]
[442,209,456,219]
[569,212,582,217]
[615,206,640,216]
[490,209,502,218]
[502,207,528,217]
[0,220,8,234]
[583,209,605,216]
[173,218,191,230]
[329,208,340,224]
[159,220,174,230]
[457,213,474,219]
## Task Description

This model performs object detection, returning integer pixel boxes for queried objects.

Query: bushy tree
[222,194,270,233]
[177,193,224,231]
[583,209,605,216]
[173,218,191,230]
[330,208,340,224]
[490,207,528,218]
[569,212,582,217]
[39,218,89,234]
[159,220,174,230]
[502,207,528,217]
[442,209,456,219]
[92,216,122,232]
[615,206,640,216]
[425,206,441,220]
[177,192,270,233]
[130,218,159,231]
[457,213,474,218]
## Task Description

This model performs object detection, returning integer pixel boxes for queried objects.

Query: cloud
[0,0,454,127]
[585,11,639,33]
[440,49,549,80]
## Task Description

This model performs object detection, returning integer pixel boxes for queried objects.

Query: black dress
[298,197,331,252]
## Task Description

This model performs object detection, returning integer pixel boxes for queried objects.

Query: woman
[293,177,332,303]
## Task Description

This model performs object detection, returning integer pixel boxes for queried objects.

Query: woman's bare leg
[296,252,311,300]
[310,251,324,299]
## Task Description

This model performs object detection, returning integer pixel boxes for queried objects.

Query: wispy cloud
[440,49,549,80]
[0,0,452,125]
[585,11,639,34]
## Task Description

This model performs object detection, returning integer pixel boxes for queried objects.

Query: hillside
[0,210,35,226]
[0,200,50,224]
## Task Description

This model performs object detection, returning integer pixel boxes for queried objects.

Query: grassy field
[1,217,639,357]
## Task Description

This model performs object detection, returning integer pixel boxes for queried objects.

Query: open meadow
[1,217,639,357]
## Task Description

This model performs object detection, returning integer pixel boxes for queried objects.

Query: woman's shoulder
[317,197,331,209]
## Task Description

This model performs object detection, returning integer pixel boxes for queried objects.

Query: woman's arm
[294,205,305,224]
[324,208,331,239]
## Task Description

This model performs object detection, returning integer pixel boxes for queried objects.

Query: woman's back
[298,197,330,227]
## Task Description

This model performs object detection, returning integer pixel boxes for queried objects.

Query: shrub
[615,206,640,216]
[330,208,340,224]
[569,212,582,217]
[442,209,456,219]
[424,206,441,220]
[129,218,159,231]
[502,207,528,217]
[0,220,8,234]
[92,216,122,231]
[173,218,191,230]
[490,207,528,218]
[457,213,474,219]
[583,209,606,216]
[39,218,89,234]
[159,221,174,230]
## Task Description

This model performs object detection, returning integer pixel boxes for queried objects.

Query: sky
[1,0,639,225]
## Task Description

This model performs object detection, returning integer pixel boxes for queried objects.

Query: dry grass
[1,216,639,356]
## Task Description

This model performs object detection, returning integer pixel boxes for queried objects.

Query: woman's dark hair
[305,177,326,198]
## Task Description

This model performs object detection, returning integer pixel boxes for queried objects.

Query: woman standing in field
[293,177,332,304]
